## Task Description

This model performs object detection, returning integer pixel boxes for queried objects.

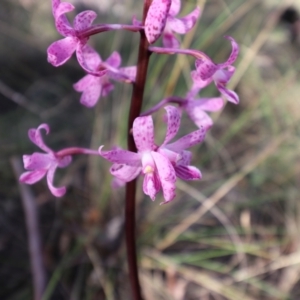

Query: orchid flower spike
[99,106,207,204]
[163,0,201,48]
[194,36,239,104]
[47,0,106,76]
[19,124,71,197]
[73,46,137,107]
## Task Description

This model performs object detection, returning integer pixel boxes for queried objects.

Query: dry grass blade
[234,250,300,282]
[156,132,290,251]
[144,249,256,300]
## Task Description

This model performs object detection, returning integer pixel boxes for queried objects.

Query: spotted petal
[162,106,181,146]
[54,2,74,36]
[99,147,141,165]
[152,151,176,203]
[218,36,239,68]
[133,116,155,152]
[47,37,77,67]
[110,164,141,182]
[166,128,206,152]
[195,59,218,80]
[145,0,172,44]
[76,43,107,76]
[175,165,201,180]
[73,74,102,107]
[73,10,97,31]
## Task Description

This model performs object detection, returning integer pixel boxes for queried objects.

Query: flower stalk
[125,1,152,299]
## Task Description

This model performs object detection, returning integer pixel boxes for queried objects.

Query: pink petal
[169,0,181,17]
[99,147,141,165]
[143,172,161,200]
[47,165,67,197]
[105,51,121,68]
[73,75,102,107]
[218,36,239,68]
[110,164,141,182]
[162,32,180,48]
[76,43,107,76]
[107,69,133,83]
[168,7,201,34]
[47,37,77,66]
[57,155,72,168]
[195,59,218,80]
[145,0,172,44]
[175,165,202,180]
[133,116,155,152]
[73,10,97,31]
[191,97,224,112]
[23,153,53,170]
[28,124,53,153]
[54,2,74,36]
[216,83,239,104]
[157,147,180,164]
[102,81,114,96]
[177,150,192,166]
[213,67,235,84]
[51,0,60,16]
[185,108,213,129]
[166,128,206,152]
[77,44,102,71]
[152,152,176,203]
[117,66,137,82]
[19,169,47,184]
[187,71,212,98]
[162,106,181,146]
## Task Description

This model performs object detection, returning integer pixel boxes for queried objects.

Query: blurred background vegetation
[1,0,300,299]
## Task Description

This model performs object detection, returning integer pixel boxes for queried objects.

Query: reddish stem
[78,24,143,39]
[125,1,152,299]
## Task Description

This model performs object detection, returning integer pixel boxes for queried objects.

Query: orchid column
[19,1,239,299]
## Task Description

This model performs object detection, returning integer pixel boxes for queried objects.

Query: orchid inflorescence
[20,0,239,204]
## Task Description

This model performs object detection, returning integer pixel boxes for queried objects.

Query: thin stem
[78,24,143,39]
[125,1,152,299]
[56,147,99,157]
[149,46,210,60]
[140,96,186,116]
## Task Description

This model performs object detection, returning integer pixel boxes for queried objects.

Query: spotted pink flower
[194,36,239,104]
[99,106,206,203]
[47,0,105,76]
[19,124,71,197]
[73,46,137,107]
[163,0,201,48]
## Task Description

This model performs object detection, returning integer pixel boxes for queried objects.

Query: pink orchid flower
[194,36,239,104]
[73,45,137,107]
[19,124,71,197]
[181,71,224,129]
[47,0,105,76]
[163,0,201,48]
[99,106,206,203]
